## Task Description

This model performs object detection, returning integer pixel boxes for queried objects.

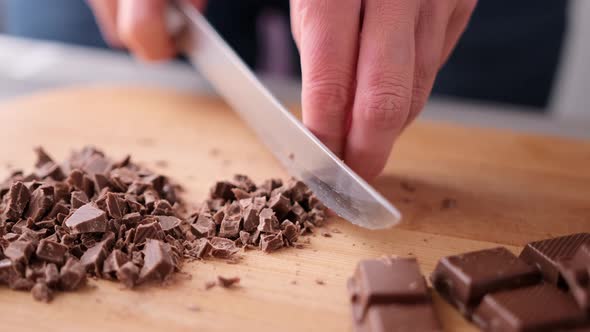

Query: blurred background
[0,0,588,138]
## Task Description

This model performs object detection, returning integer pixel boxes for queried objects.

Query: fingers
[344,0,419,180]
[406,0,452,124]
[293,0,362,157]
[87,0,123,47]
[118,0,176,61]
[441,0,477,65]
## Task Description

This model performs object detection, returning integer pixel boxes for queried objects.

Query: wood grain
[0,85,588,332]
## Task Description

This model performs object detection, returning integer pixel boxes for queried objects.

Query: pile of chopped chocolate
[0,147,327,302]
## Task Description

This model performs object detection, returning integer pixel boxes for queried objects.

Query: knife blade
[169,0,401,229]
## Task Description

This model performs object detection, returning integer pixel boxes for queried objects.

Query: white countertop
[0,35,588,141]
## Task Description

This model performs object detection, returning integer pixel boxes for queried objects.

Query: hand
[87,0,206,61]
[290,0,476,180]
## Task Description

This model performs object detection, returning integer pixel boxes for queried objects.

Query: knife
[167,0,401,229]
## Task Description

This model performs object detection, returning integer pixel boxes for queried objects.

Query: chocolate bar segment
[520,233,590,285]
[473,283,587,332]
[557,243,590,311]
[348,257,441,332]
[431,247,540,315]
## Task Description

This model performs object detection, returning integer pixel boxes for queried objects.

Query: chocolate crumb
[204,280,216,290]
[315,279,325,285]
[441,198,457,210]
[31,282,53,302]
[331,228,342,234]
[321,231,332,238]
[187,304,201,312]
[217,275,240,288]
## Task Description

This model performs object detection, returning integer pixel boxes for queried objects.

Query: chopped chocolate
[258,208,279,233]
[156,215,182,232]
[232,174,256,192]
[219,214,241,239]
[64,203,108,234]
[520,233,590,285]
[231,188,251,200]
[473,283,587,332]
[138,239,174,283]
[79,240,109,276]
[24,184,54,222]
[241,206,259,232]
[204,280,216,290]
[70,190,89,209]
[102,249,129,278]
[315,279,325,285]
[2,182,30,221]
[557,243,590,311]
[360,303,442,332]
[31,282,53,302]
[46,202,69,219]
[4,240,35,265]
[59,257,87,291]
[0,259,19,285]
[268,193,291,219]
[321,231,332,238]
[133,219,163,244]
[44,263,59,287]
[190,238,212,259]
[431,247,540,315]
[191,214,217,238]
[209,237,238,258]
[280,220,299,244]
[117,261,140,288]
[217,275,240,288]
[106,192,127,219]
[35,239,68,265]
[260,233,284,253]
[210,181,236,201]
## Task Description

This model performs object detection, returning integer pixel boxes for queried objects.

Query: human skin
[87,0,476,180]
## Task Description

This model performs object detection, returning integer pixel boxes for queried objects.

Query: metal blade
[173,1,401,229]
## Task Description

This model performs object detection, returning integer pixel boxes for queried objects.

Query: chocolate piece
[210,181,236,200]
[287,202,307,222]
[80,240,109,276]
[520,233,590,284]
[0,259,19,285]
[237,231,250,247]
[258,208,279,233]
[70,190,89,209]
[4,240,35,265]
[359,303,442,332]
[139,239,174,283]
[191,214,217,238]
[268,193,291,219]
[219,214,241,239]
[284,179,307,202]
[260,233,284,253]
[106,192,127,219]
[242,206,259,232]
[557,243,590,311]
[348,257,442,332]
[102,249,129,278]
[191,238,212,259]
[59,257,87,291]
[64,203,108,234]
[231,188,251,200]
[46,202,69,220]
[35,239,68,265]
[44,263,59,287]
[24,184,54,222]
[152,199,173,216]
[233,174,256,192]
[431,247,540,315]
[156,215,182,235]
[217,275,240,288]
[473,283,587,332]
[31,282,53,302]
[209,237,238,258]
[2,182,30,221]
[133,219,163,244]
[117,261,140,288]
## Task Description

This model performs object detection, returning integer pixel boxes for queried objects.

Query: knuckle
[304,68,354,120]
[360,75,411,130]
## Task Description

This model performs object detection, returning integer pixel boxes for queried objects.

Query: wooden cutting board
[0,86,588,332]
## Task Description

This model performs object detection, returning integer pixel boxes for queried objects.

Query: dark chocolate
[138,239,174,283]
[64,203,108,234]
[35,239,68,265]
[557,243,590,311]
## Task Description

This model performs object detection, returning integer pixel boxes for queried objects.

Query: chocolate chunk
[286,202,307,222]
[242,206,259,232]
[231,188,251,200]
[258,208,279,233]
[191,214,217,238]
[217,275,240,288]
[209,237,238,258]
[191,238,212,259]
[232,174,256,192]
[358,303,442,332]
[349,258,429,322]
[10,277,35,290]
[260,178,282,194]
[102,249,129,278]
[44,263,59,287]
[34,147,54,168]
[431,247,540,315]
[31,282,53,302]
[557,243,590,311]
[520,233,590,284]
[122,212,142,227]
[219,214,241,239]
[106,192,128,219]
[210,181,236,200]
[70,190,89,209]
[35,239,68,265]
[133,219,163,244]
[139,239,175,283]
[152,199,173,216]
[35,162,65,181]
[260,233,283,253]
[237,231,250,247]
[2,182,30,221]
[156,215,182,232]
[268,193,291,219]
[59,257,87,291]
[64,203,108,234]
[117,261,140,288]
[348,257,441,332]
[252,196,266,212]
[46,202,69,220]
[80,240,109,276]
[280,220,299,244]
[473,283,587,332]
[0,259,19,285]
[24,184,54,222]
[4,240,35,265]
[284,179,308,202]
